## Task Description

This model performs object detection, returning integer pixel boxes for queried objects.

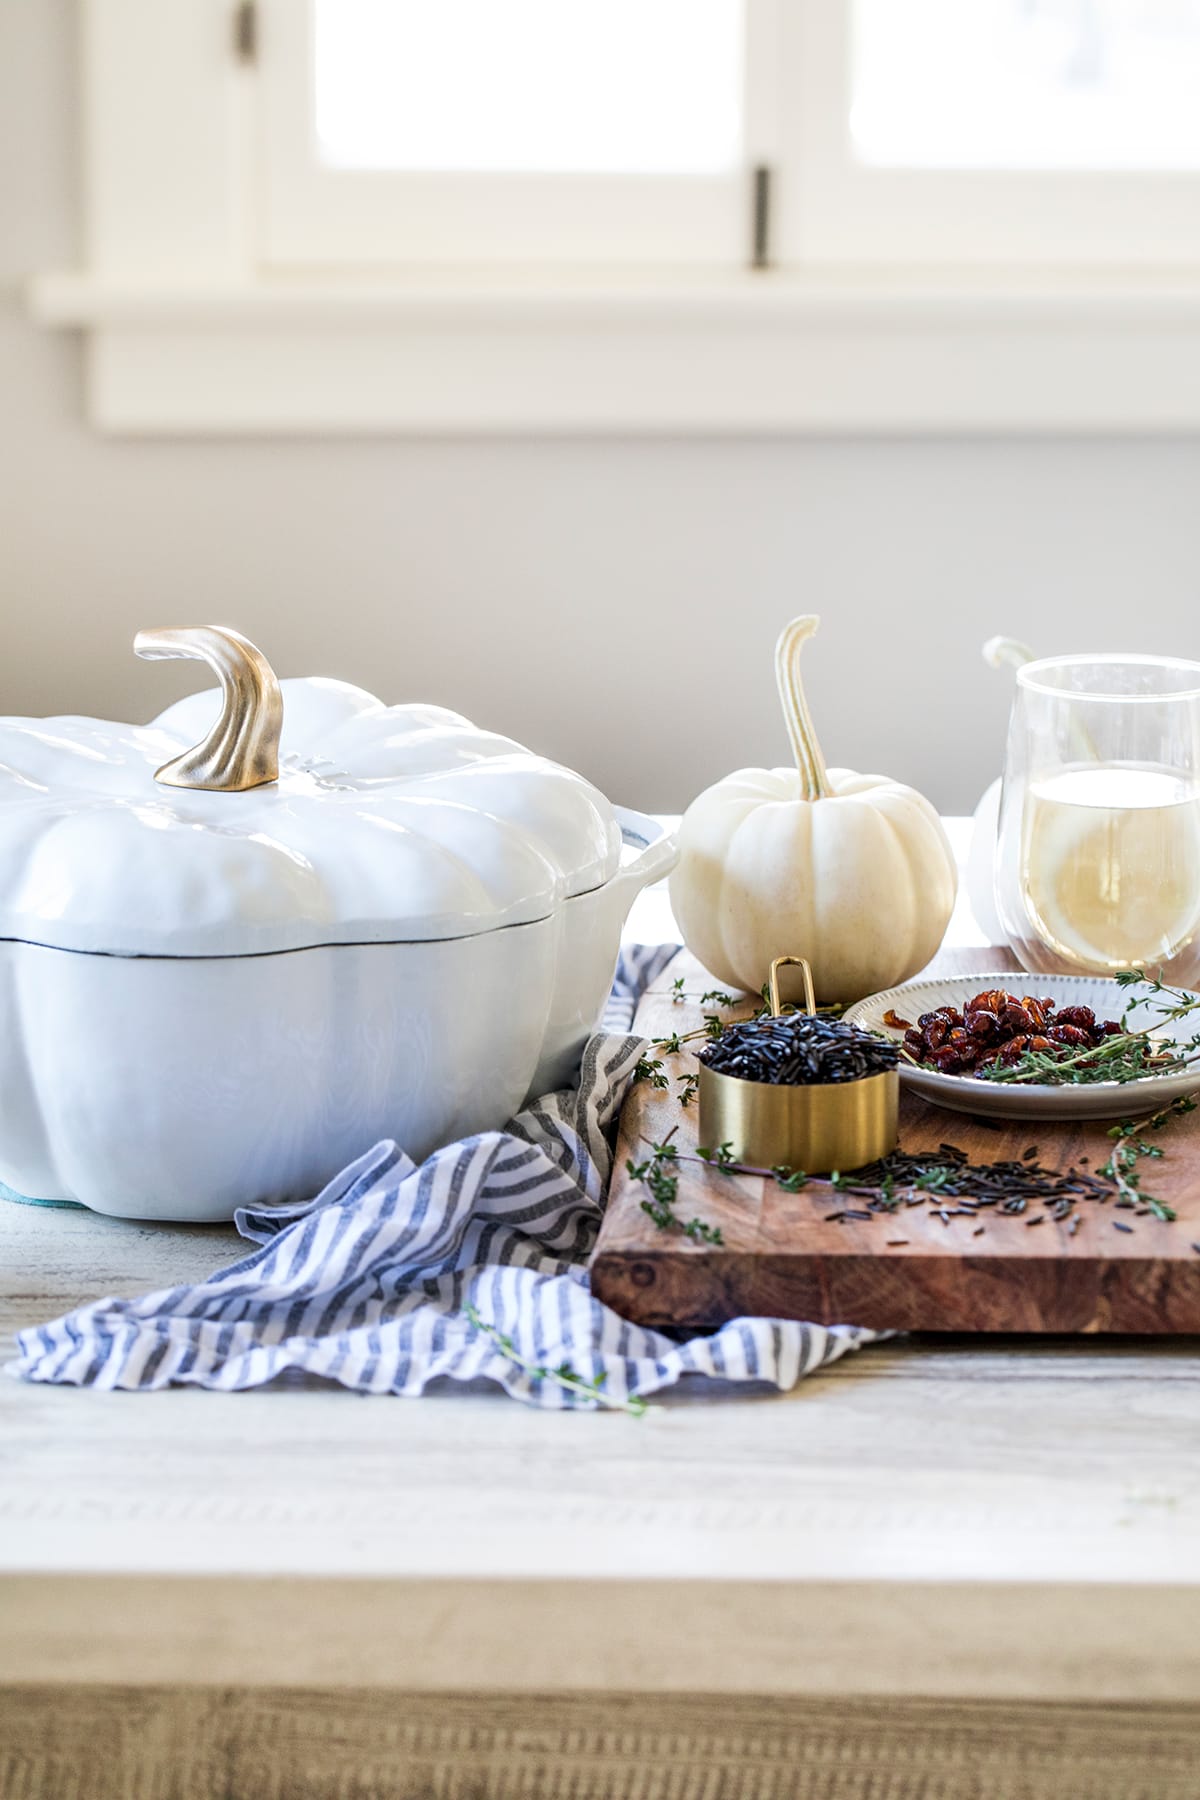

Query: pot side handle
[610,806,679,894]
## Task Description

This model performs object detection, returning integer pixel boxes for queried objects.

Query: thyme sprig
[979,969,1200,1087]
[627,1131,813,1241]
[978,1032,1178,1086]
[632,1055,670,1090]
[625,1130,725,1244]
[697,1141,737,1172]
[1099,1094,1197,1221]
[670,976,737,1009]
[651,1013,730,1058]
[632,990,740,1090]
[464,1301,647,1416]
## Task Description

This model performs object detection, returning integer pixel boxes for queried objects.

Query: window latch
[233,0,257,65]
[751,165,773,271]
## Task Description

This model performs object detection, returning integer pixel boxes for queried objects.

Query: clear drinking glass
[995,654,1200,982]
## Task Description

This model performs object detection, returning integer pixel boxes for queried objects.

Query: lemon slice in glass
[1021,764,1200,972]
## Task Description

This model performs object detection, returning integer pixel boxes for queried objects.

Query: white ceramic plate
[844,973,1200,1121]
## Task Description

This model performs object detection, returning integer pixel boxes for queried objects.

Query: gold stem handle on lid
[767,955,816,1018]
[134,626,283,792]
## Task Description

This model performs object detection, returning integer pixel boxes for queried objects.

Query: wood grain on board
[593,949,1200,1334]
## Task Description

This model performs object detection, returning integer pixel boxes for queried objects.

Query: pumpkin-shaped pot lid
[0,627,622,956]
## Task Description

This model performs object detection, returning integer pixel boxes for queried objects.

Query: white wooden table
[4,823,1200,1799]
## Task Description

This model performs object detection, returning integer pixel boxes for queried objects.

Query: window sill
[30,269,1200,434]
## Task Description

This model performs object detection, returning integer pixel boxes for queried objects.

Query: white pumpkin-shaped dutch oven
[0,628,676,1221]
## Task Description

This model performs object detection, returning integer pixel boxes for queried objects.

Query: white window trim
[31,0,1200,436]
[258,0,775,269]
[786,3,1200,268]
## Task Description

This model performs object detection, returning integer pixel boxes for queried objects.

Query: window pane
[852,0,1200,169]
[313,0,744,174]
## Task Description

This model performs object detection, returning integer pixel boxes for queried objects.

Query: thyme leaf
[696,1141,737,1171]
[632,1055,669,1090]
[772,1164,809,1192]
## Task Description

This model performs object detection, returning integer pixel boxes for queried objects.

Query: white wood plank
[5,1329,1200,1587]
[6,1571,1200,1699]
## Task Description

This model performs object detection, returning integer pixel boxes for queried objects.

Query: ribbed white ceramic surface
[845,972,1200,1120]
[0,678,622,954]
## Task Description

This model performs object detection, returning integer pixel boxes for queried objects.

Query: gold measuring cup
[697,956,899,1174]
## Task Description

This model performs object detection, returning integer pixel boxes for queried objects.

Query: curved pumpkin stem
[774,615,832,802]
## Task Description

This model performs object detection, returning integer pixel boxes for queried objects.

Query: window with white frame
[794,0,1200,264]
[259,0,1200,269]
[259,0,765,266]
[32,0,1200,433]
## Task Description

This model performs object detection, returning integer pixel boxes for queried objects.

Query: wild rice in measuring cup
[699,1015,899,1087]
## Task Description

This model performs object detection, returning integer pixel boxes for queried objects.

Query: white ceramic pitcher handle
[983,636,1036,672]
[134,626,283,793]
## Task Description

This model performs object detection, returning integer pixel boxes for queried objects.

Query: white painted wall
[2,0,1199,814]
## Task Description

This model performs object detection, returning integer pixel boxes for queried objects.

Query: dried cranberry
[967,1009,1001,1041]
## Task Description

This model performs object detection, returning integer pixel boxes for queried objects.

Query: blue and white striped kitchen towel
[8,945,881,1409]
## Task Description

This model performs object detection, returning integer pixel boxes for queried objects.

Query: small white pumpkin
[669,615,957,1004]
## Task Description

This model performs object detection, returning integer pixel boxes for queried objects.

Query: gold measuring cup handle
[767,955,816,1019]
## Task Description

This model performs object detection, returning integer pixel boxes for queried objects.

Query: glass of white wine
[996,654,1200,982]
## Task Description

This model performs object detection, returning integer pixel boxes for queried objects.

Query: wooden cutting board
[591,949,1200,1334]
